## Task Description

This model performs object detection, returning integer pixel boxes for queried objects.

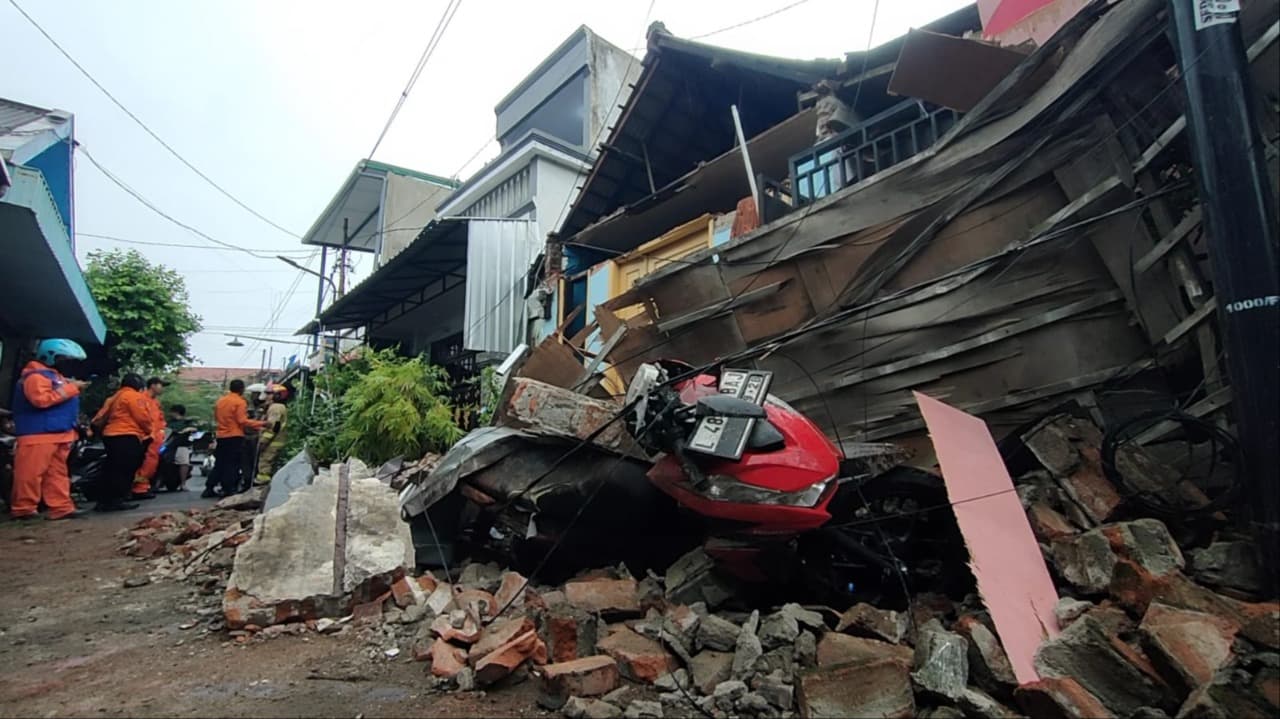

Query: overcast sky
[2,0,969,368]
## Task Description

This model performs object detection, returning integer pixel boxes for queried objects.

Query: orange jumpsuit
[133,396,166,494]
[10,361,80,519]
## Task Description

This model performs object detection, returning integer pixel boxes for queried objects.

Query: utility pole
[1169,0,1280,593]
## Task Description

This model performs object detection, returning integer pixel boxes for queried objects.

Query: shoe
[47,510,88,521]
[94,501,141,513]
[200,489,219,499]
[131,492,157,500]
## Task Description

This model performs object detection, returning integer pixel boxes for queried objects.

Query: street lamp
[222,333,317,348]
[226,336,245,347]
[277,255,338,299]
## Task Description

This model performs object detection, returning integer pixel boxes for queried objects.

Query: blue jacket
[12,368,80,436]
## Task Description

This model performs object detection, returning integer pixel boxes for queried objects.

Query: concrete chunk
[1034,615,1169,715]
[835,603,909,644]
[911,620,969,701]
[1139,603,1240,694]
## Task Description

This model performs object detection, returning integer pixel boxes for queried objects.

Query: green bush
[285,348,463,466]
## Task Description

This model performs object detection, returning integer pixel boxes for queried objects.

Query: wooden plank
[573,327,626,393]
[655,280,786,333]
[1135,207,1201,275]
[1162,297,1216,347]
[518,335,588,389]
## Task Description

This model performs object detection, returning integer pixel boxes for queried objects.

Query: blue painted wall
[24,141,73,238]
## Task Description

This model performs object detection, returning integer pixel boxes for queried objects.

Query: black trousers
[208,436,245,496]
[102,435,144,505]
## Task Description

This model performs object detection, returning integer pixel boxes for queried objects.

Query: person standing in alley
[254,384,289,485]
[92,373,153,512]
[9,339,90,521]
[130,377,167,500]
[204,379,265,498]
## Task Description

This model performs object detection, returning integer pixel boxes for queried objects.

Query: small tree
[85,249,201,374]
[338,349,463,464]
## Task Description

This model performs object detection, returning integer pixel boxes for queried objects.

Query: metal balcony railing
[790,100,962,207]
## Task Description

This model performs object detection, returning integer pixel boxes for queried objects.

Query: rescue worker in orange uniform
[93,373,155,512]
[131,377,167,499]
[9,339,90,521]
[203,379,266,498]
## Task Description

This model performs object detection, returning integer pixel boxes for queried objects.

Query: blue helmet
[34,338,87,365]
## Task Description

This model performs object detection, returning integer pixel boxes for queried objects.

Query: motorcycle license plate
[686,369,773,460]
[687,415,753,460]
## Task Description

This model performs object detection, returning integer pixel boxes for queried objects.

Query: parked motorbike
[622,360,970,607]
[69,427,108,503]
[155,428,204,492]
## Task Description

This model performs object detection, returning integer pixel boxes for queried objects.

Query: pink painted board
[913,391,1060,685]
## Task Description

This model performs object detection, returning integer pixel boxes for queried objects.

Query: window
[501,71,587,150]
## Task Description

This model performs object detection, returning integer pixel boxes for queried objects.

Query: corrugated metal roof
[0,98,49,134]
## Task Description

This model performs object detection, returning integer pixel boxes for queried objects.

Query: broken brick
[1058,446,1123,524]
[391,575,424,609]
[468,616,536,666]
[835,603,909,644]
[416,573,438,594]
[494,571,529,611]
[1029,502,1079,541]
[475,629,547,686]
[351,600,382,626]
[816,632,912,668]
[1109,562,1279,649]
[535,655,620,709]
[544,606,602,663]
[431,610,482,645]
[797,656,915,719]
[565,577,641,618]
[453,588,498,619]
[1140,602,1240,694]
[430,638,468,679]
[1054,519,1183,595]
[689,650,733,694]
[1034,614,1170,715]
[954,615,1017,694]
[1015,676,1116,719]
[597,625,677,684]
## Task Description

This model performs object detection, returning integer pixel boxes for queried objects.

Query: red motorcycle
[625,360,969,607]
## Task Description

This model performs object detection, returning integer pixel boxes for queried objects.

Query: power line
[689,0,816,40]
[77,232,312,255]
[6,0,302,239]
[368,0,464,158]
[78,145,280,259]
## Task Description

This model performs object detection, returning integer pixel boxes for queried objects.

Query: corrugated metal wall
[463,219,540,353]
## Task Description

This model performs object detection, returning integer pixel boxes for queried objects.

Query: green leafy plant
[339,350,463,464]
[472,365,503,426]
[85,249,202,374]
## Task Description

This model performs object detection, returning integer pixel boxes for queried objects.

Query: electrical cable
[6,0,302,238]
[77,232,313,255]
[368,0,463,158]
[78,146,284,260]
[688,0,816,40]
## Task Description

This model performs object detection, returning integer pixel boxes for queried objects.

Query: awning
[311,218,470,329]
[0,164,105,343]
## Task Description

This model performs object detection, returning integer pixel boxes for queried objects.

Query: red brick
[797,656,914,719]
[536,655,620,703]
[431,612,481,645]
[545,609,599,663]
[596,625,676,684]
[564,577,640,617]
[494,571,529,612]
[1060,453,1122,525]
[430,638,467,678]
[816,632,912,668]
[416,574,438,595]
[453,588,498,619]
[1140,602,1240,693]
[475,629,548,685]
[468,616,535,666]
[1015,677,1115,719]
[835,603,909,644]
[1111,563,1277,649]
[1028,503,1078,541]
[391,576,421,609]
[351,600,383,626]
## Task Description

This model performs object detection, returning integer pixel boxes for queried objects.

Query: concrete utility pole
[1168,0,1280,594]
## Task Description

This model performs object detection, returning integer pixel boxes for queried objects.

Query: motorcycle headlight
[693,474,832,508]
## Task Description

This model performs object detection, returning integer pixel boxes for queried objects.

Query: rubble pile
[117,487,265,585]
